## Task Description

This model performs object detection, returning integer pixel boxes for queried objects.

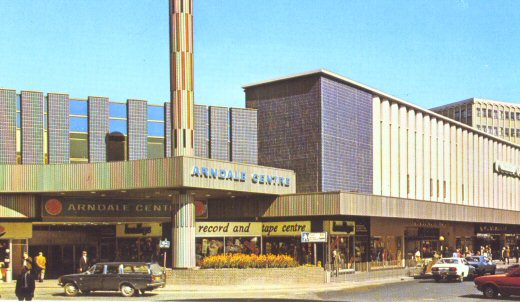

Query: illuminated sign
[191,166,290,187]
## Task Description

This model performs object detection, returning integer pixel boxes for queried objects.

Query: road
[0,278,515,301]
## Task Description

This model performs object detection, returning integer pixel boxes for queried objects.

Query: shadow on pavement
[52,292,158,298]
[460,294,520,301]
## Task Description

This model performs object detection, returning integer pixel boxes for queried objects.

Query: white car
[431,257,470,282]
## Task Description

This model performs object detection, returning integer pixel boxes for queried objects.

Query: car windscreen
[466,257,480,262]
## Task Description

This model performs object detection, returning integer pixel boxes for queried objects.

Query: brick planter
[166,267,327,285]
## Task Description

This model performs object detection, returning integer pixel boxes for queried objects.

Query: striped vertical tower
[170,0,196,269]
[170,0,194,157]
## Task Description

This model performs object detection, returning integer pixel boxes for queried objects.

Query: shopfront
[0,222,32,282]
[262,221,311,264]
[474,224,520,260]
[195,222,262,265]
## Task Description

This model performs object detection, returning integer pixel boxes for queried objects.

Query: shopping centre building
[2,0,520,282]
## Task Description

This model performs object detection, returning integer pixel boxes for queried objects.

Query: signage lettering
[262,221,311,236]
[495,161,520,178]
[191,166,290,187]
[195,222,262,237]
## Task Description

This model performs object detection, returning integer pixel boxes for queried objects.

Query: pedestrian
[452,248,459,258]
[506,246,511,264]
[35,252,46,282]
[79,250,90,273]
[15,266,35,301]
[332,249,340,277]
[502,247,507,264]
[22,252,33,272]
[515,246,520,263]
[414,248,421,263]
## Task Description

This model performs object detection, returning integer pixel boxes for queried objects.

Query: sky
[1,0,520,109]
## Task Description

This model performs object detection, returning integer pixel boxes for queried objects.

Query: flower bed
[200,253,298,269]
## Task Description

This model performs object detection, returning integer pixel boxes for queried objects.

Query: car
[58,262,165,297]
[474,266,520,298]
[431,257,470,282]
[465,255,496,276]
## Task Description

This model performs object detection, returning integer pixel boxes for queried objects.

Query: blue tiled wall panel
[245,76,322,193]
[194,105,208,158]
[127,99,148,160]
[88,96,109,162]
[21,91,44,164]
[48,93,70,164]
[0,89,17,164]
[230,108,258,164]
[209,107,230,161]
[321,77,373,193]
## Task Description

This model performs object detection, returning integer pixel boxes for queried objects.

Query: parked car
[58,262,165,297]
[431,257,470,282]
[465,255,496,276]
[474,266,520,298]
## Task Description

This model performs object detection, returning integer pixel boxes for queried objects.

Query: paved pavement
[0,261,515,301]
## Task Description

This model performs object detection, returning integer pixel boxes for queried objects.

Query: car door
[77,264,104,291]
[102,264,121,291]
[500,270,520,296]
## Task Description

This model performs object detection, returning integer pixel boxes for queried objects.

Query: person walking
[79,250,90,273]
[15,266,35,301]
[332,249,341,277]
[502,247,507,264]
[506,246,511,264]
[22,252,33,272]
[515,246,520,263]
[34,252,46,282]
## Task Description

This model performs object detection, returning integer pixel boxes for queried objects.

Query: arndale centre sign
[191,166,290,187]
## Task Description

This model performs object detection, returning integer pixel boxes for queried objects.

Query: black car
[58,262,165,297]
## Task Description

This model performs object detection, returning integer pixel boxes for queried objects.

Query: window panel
[110,103,127,118]
[70,100,88,116]
[147,105,165,121]
[70,117,88,132]
[110,119,128,134]
[147,121,165,137]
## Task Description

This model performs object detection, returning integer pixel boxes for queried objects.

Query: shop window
[106,132,127,162]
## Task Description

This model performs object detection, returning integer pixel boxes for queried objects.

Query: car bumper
[146,282,165,288]
[432,271,459,277]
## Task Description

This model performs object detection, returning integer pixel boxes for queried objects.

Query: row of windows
[407,176,466,200]
[69,100,165,121]
[476,125,520,138]
[476,108,520,120]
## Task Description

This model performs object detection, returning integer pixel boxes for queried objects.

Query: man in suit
[79,251,90,273]
[15,265,36,301]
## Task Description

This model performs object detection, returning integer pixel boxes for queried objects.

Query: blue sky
[1,0,519,108]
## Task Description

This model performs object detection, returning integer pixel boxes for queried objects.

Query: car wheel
[64,283,79,297]
[483,285,498,298]
[120,284,135,298]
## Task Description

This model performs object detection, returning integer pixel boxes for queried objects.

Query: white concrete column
[172,192,196,268]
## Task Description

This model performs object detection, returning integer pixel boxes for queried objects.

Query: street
[0,278,515,301]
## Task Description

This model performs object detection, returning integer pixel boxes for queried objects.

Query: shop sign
[196,222,262,237]
[0,223,32,239]
[324,221,355,235]
[262,221,311,236]
[159,239,170,249]
[411,220,443,227]
[116,223,162,238]
[355,224,368,235]
[191,166,290,187]
[494,161,520,178]
[301,232,327,243]
[475,224,520,234]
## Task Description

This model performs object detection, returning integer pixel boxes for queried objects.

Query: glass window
[70,136,88,159]
[512,129,516,137]
[482,109,486,118]
[461,109,466,119]
[493,110,498,119]
[148,105,165,121]
[494,127,498,135]
[70,117,88,132]
[70,100,88,116]
[110,103,127,118]
[488,126,492,133]
[517,113,520,120]
[16,95,20,110]
[505,128,510,136]
[16,112,20,128]
[147,122,165,137]
[506,112,510,119]
[476,108,481,117]
[500,110,504,119]
[477,125,481,130]
[512,113,516,120]
[488,109,492,117]
[454,111,460,120]
[110,119,127,134]
[148,138,165,159]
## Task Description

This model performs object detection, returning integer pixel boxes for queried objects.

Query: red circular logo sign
[45,199,63,216]
[195,200,207,218]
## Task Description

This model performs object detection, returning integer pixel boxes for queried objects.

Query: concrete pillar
[171,192,196,268]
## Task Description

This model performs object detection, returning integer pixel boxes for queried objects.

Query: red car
[474,266,520,298]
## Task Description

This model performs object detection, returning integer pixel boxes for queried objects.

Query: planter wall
[166,267,327,285]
